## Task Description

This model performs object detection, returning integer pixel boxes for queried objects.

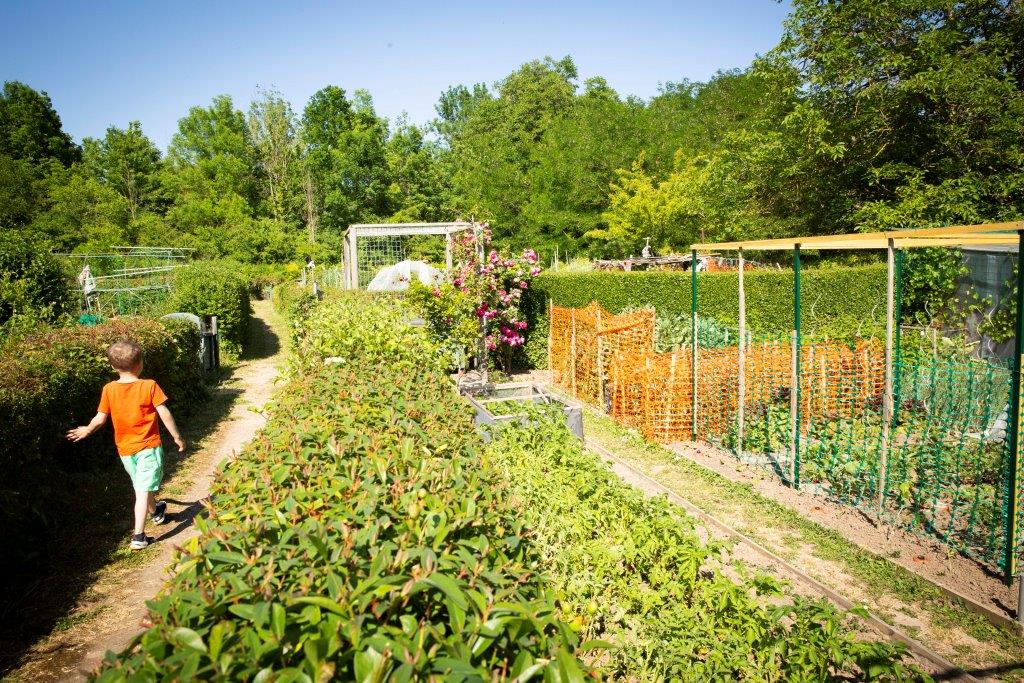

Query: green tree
[248,88,298,222]
[775,0,1024,230]
[29,163,132,252]
[524,79,649,244]
[385,117,452,222]
[300,86,392,246]
[163,95,261,255]
[447,56,579,241]
[0,81,79,166]
[81,121,162,221]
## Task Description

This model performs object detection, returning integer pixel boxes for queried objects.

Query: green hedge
[521,264,888,368]
[0,230,74,328]
[0,317,205,572]
[164,261,252,356]
[96,295,589,681]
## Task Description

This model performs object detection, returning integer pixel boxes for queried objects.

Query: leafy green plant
[164,260,252,357]
[406,280,477,367]
[0,230,74,331]
[486,406,924,680]
[95,294,593,681]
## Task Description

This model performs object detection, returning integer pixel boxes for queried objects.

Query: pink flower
[530,267,541,277]
[516,321,528,330]
[519,281,529,290]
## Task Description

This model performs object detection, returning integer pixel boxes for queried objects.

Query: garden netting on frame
[547,243,1022,575]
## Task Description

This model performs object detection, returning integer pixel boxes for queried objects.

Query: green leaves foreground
[94,296,590,682]
[486,405,928,680]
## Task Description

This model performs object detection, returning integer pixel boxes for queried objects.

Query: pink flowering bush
[409,223,541,369]
[451,225,541,360]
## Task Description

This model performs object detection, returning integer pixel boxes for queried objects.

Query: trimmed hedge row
[521,264,888,368]
[0,317,205,572]
[164,261,253,356]
[96,295,590,681]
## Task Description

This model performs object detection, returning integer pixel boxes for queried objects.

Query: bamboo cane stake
[596,307,606,411]
[791,329,799,484]
[548,299,554,383]
[570,309,578,399]
[880,238,895,512]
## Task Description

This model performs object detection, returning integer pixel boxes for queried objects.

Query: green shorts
[120,445,164,492]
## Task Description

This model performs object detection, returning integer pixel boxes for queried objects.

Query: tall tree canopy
[5,0,1024,264]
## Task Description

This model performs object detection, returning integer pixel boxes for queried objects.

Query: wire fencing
[550,299,1019,575]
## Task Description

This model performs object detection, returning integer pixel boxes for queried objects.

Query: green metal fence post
[1005,230,1024,586]
[793,245,802,488]
[691,249,699,441]
[892,249,904,429]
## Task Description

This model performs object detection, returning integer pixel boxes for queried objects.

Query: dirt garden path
[6,299,285,682]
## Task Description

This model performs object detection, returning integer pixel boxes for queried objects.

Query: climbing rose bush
[450,224,541,353]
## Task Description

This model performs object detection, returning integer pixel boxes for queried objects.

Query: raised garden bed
[462,381,584,441]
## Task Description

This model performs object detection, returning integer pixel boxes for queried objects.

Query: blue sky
[0,1,791,150]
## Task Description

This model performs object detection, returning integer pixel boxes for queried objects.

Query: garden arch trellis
[692,222,1024,595]
[342,221,473,290]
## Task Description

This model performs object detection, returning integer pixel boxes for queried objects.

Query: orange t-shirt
[98,379,168,456]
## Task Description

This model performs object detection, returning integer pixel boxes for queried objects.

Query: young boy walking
[67,340,186,549]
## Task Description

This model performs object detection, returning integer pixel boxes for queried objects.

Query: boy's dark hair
[107,340,143,371]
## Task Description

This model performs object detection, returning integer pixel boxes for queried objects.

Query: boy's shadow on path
[155,498,211,544]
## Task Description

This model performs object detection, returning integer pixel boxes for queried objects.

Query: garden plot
[92,292,926,681]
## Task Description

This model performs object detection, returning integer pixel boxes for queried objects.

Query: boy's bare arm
[156,404,186,452]
[67,412,108,441]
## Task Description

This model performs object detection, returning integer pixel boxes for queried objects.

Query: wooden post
[596,307,606,410]
[444,229,453,271]
[1004,229,1024,587]
[548,299,554,382]
[738,248,746,457]
[880,238,895,511]
[570,309,578,399]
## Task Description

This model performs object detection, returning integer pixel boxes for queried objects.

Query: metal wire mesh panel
[356,236,408,288]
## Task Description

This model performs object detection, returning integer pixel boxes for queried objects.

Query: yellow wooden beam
[692,222,1023,252]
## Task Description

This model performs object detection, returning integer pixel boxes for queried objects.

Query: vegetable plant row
[95,294,592,681]
[485,406,928,681]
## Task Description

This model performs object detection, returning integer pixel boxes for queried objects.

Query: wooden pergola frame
[343,221,473,289]
[690,222,1024,590]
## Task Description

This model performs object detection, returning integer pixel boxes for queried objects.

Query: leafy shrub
[0,230,74,330]
[238,262,295,299]
[624,308,738,352]
[0,317,205,574]
[486,408,924,680]
[407,280,477,366]
[528,263,886,344]
[95,294,590,681]
[164,260,252,356]
[292,294,440,374]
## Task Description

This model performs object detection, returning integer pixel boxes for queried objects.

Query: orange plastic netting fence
[549,303,656,407]
[551,303,884,444]
[608,340,884,443]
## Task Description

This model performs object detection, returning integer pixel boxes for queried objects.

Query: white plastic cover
[367,260,443,292]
